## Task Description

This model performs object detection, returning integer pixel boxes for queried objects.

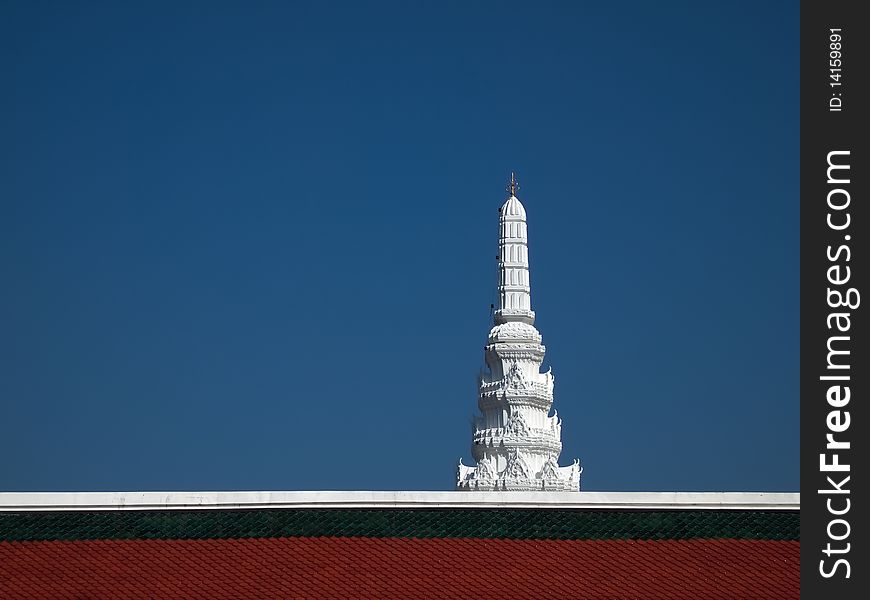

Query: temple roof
[0,491,799,599]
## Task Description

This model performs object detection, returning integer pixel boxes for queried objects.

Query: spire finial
[506,172,519,197]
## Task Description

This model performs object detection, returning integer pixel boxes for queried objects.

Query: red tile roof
[0,494,800,599]
[0,536,798,599]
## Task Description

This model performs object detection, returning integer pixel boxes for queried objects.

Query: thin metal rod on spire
[506,172,519,197]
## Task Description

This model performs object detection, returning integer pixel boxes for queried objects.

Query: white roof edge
[0,491,799,512]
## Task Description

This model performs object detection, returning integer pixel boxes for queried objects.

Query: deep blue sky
[1,1,798,492]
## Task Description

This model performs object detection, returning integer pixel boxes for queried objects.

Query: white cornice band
[0,490,799,512]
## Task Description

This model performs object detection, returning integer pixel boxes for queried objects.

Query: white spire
[495,174,534,326]
[457,174,581,492]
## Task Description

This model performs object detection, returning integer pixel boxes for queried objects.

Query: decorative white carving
[457,183,581,492]
[503,451,531,479]
[503,361,528,391]
[476,456,495,480]
[457,458,476,483]
[505,410,529,437]
[540,456,559,480]
[488,321,542,343]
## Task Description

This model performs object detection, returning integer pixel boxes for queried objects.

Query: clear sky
[1,1,798,492]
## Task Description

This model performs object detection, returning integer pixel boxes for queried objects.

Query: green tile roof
[0,508,798,542]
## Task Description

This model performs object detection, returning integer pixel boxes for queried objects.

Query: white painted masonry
[457,177,580,491]
[0,491,799,512]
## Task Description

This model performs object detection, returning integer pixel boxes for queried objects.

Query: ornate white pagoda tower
[457,174,581,491]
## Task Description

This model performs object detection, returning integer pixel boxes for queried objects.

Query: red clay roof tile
[0,537,798,599]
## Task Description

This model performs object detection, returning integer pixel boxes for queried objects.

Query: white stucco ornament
[457,174,582,491]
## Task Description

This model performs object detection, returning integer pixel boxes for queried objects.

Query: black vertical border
[801,0,868,596]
